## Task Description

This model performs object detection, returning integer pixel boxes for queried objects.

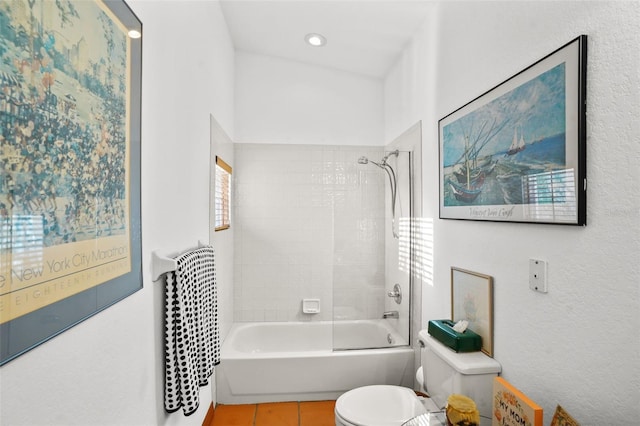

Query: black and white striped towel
[164,245,220,416]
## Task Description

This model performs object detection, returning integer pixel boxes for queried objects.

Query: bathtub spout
[382,311,399,319]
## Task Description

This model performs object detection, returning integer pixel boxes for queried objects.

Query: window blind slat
[215,156,232,231]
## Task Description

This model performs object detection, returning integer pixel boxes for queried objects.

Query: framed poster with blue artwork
[0,0,142,365]
[439,36,587,225]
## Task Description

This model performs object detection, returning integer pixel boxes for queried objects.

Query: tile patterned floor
[209,401,336,426]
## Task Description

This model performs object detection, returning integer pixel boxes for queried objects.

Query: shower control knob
[387,284,402,304]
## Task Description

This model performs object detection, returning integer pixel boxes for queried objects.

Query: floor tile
[300,400,336,426]
[255,402,299,426]
[212,404,256,426]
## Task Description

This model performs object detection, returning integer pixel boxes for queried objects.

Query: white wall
[385,1,640,424]
[0,1,236,425]
[235,52,384,146]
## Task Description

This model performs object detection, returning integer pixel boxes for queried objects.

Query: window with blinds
[215,156,232,231]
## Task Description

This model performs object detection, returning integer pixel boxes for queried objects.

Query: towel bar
[151,240,208,281]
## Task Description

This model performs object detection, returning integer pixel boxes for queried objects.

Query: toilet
[335,329,501,426]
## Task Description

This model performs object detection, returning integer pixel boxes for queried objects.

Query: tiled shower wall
[233,144,385,322]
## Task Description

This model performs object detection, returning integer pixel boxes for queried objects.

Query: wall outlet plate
[529,259,548,293]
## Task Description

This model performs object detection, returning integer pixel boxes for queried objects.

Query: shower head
[358,154,385,167]
[359,157,384,169]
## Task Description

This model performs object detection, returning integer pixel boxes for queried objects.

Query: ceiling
[219,0,432,79]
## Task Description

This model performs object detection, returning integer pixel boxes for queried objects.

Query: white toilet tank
[418,329,501,420]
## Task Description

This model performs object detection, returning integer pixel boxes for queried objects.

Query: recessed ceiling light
[128,29,141,39]
[305,33,327,47]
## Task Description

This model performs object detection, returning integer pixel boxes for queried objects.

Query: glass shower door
[332,149,413,350]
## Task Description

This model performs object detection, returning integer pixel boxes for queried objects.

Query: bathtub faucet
[382,311,399,319]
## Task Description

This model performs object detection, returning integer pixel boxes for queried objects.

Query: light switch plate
[529,259,548,293]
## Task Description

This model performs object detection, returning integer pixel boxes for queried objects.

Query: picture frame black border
[438,35,587,226]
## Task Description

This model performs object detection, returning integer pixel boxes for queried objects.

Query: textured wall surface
[385,1,640,424]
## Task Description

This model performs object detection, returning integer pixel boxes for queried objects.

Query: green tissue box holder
[427,320,482,352]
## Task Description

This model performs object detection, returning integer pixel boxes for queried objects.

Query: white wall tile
[234,143,385,322]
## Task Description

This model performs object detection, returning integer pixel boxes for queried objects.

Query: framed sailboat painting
[439,36,587,225]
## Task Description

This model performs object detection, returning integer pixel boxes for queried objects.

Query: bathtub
[216,320,415,404]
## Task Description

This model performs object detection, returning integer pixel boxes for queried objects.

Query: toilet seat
[335,385,428,426]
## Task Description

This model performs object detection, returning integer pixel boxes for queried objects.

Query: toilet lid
[336,385,427,426]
